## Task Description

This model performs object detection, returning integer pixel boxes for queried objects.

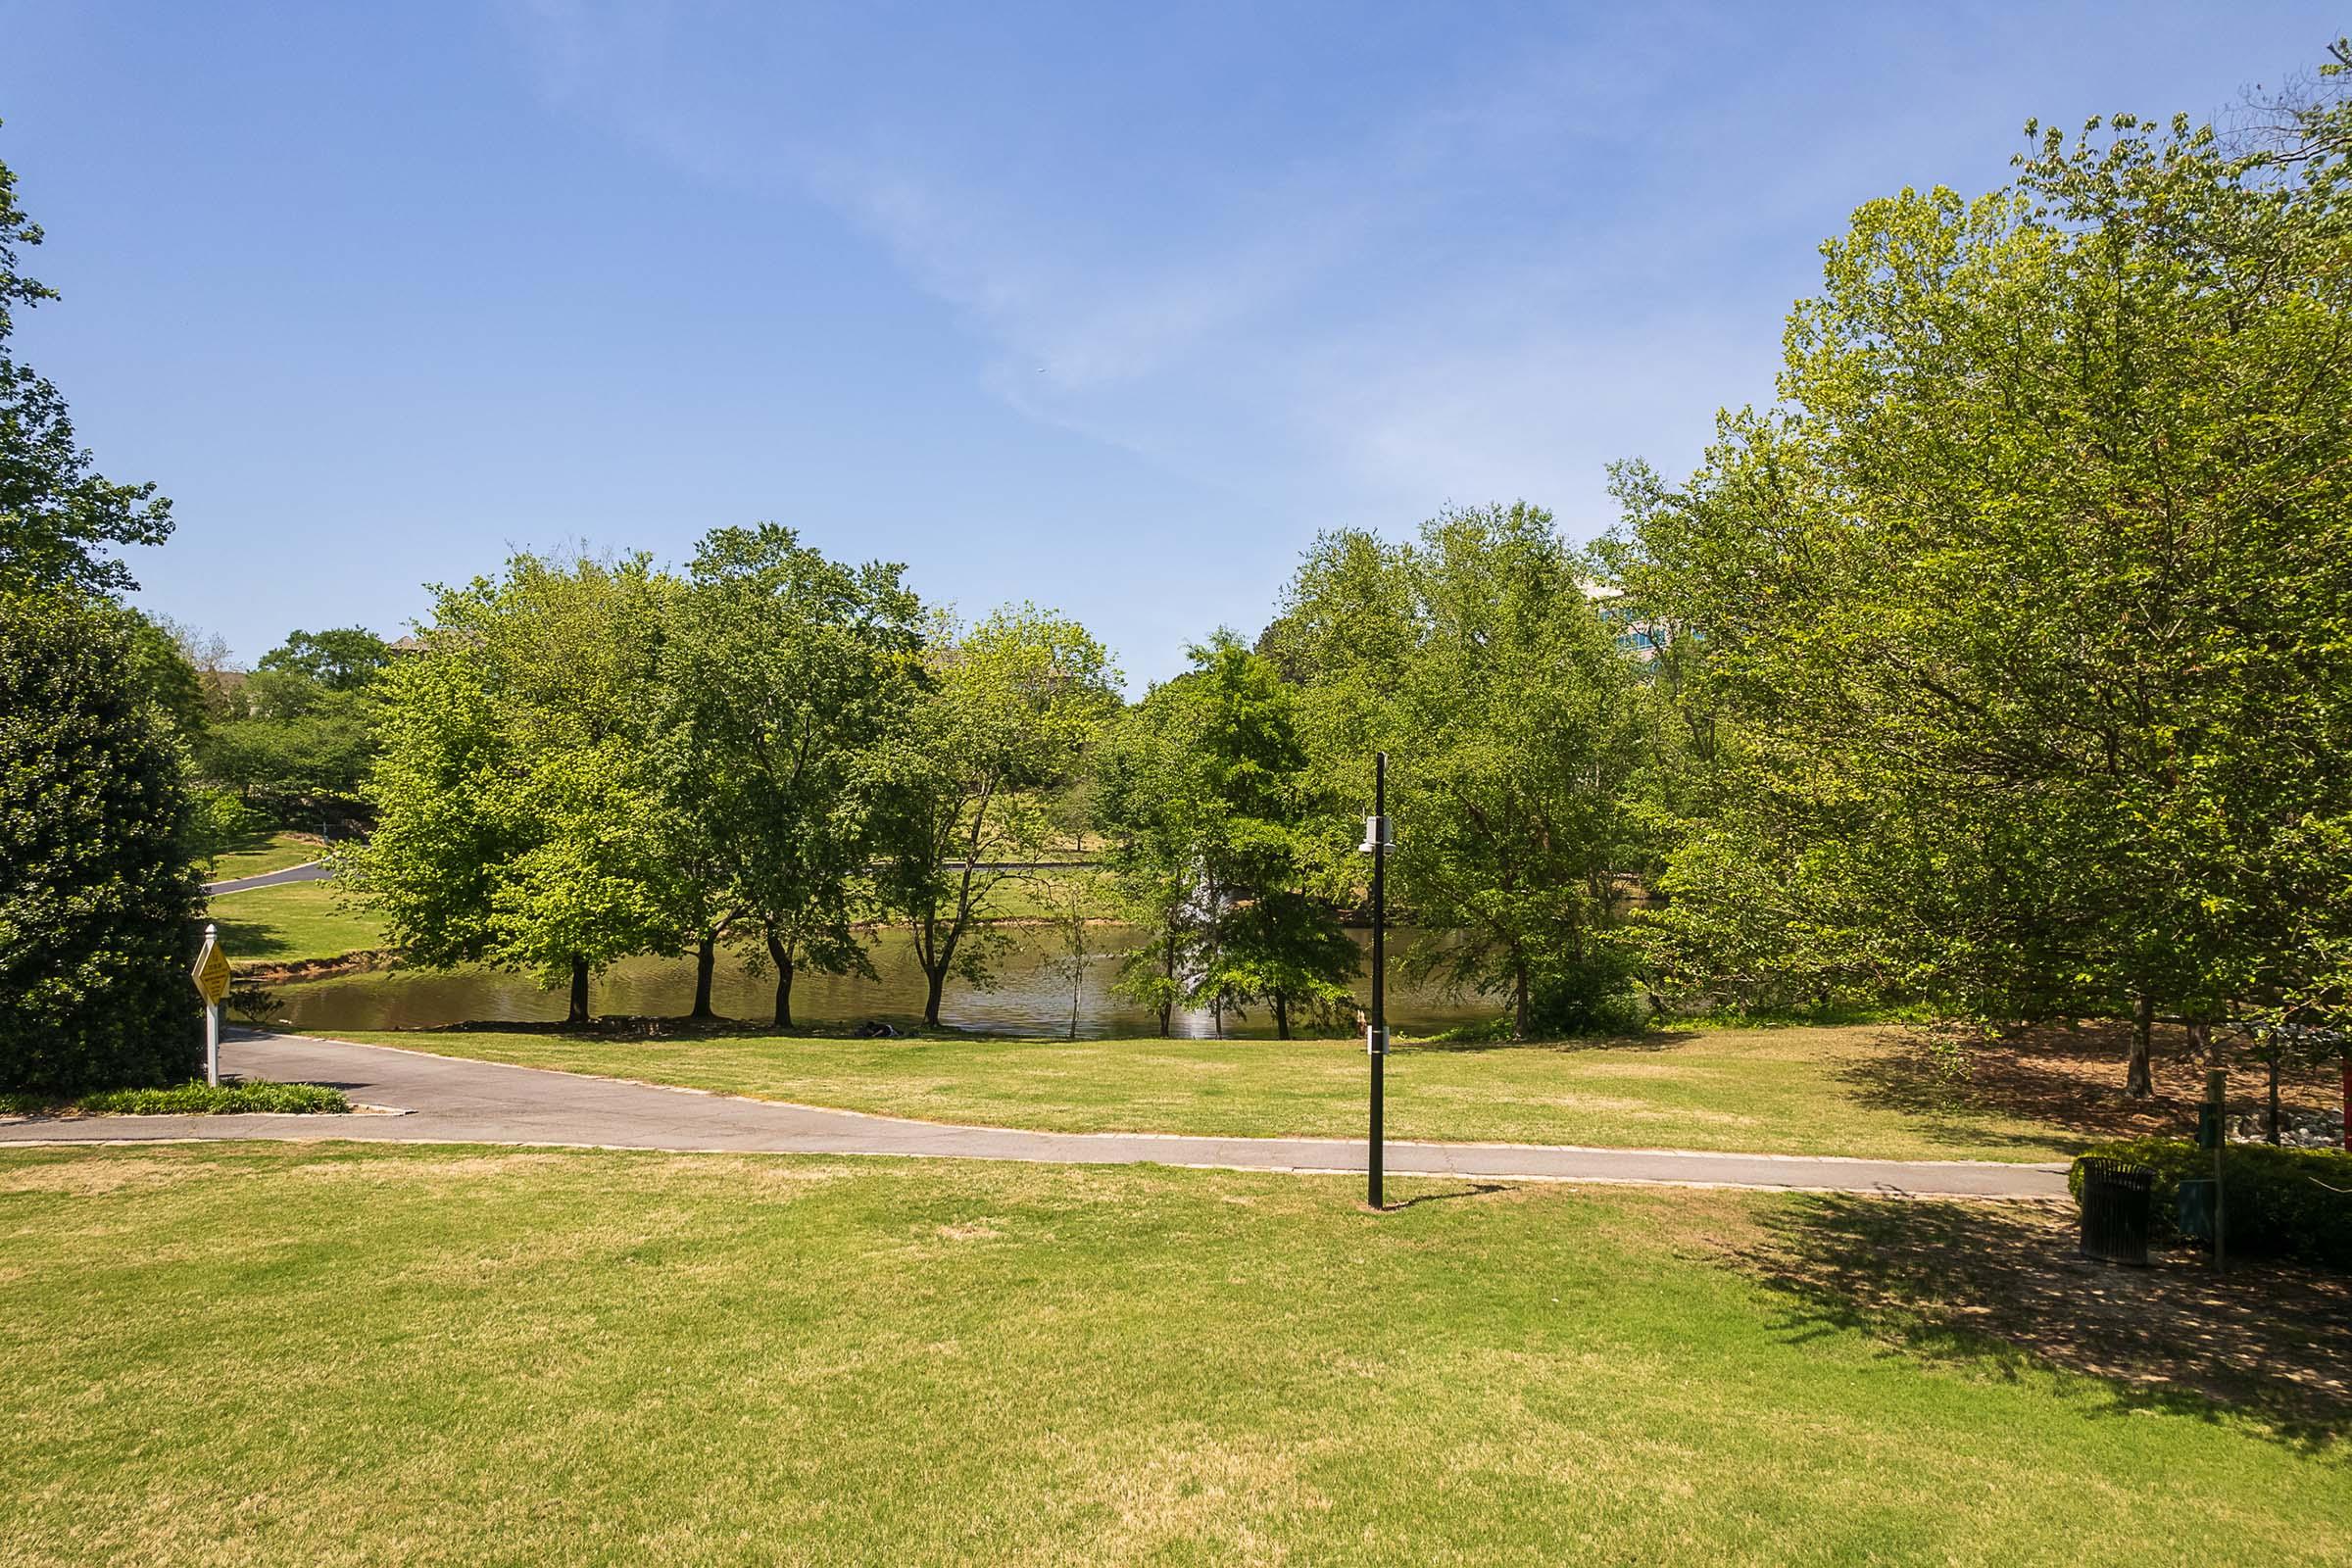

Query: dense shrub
[2070,1138,2352,1272]
[0,1079,348,1115]
[0,590,204,1094]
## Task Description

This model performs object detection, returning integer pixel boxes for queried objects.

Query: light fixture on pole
[1359,753,1394,1209]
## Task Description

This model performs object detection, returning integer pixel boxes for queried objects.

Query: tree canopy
[348,555,676,1022]
[659,524,922,1025]
[1269,505,1659,1038]
[1606,92,2352,1084]
[1099,632,1357,1038]
[877,606,1120,1027]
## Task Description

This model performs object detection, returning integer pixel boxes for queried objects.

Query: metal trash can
[2078,1157,2153,1265]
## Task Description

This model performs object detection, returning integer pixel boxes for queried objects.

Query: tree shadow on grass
[1840,1022,2345,1158]
[1834,1049,2104,1158]
[1401,1032,1699,1057]
[1731,1195,2352,1451]
[207,911,299,960]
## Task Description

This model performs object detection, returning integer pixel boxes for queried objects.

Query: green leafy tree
[1609,83,2352,1090]
[1102,633,1355,1039]
[877,606,1119,1027]
[1094,683,1210,1035]
[257,627,392,691]
[0,132,172,595]
[348,554,677,1023]
[112,607,209,741]
[199,647,381,821]
[659,524,922,1025]
[194,624,390,823]
[0,590,202,1093]
[1272,506,1655,1038]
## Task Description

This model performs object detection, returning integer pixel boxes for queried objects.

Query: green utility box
[2178,1177,2219,1241]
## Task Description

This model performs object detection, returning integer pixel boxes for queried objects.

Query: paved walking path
[205,861,329,895]
[0,1033,2072,1198]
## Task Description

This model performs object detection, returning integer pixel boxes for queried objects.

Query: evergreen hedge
[1,590,203,1093]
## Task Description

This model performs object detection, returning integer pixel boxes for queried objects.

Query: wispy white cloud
[497,1,1754,528]
[495,0,2266,540]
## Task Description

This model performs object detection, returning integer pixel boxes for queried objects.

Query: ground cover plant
[205,879,386,967]
[0,1079,349,1116]
[0,1142,2341,1567]
[328,1021,2134,1162]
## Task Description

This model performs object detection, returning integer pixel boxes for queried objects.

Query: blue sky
[2,2,2337,685]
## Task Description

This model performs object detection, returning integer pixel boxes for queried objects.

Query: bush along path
[0,1033,2069,1197]
[1,1080,350,1116]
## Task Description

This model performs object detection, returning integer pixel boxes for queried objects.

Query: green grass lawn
[0,1143,2338,1566]
[207,879,387,966]
[205,829,323,882]
[330,1023,2081,1162]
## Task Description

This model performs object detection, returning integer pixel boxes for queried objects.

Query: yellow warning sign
[193,941,232,1005]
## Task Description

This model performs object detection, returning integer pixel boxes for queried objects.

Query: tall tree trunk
[921,880,973,1028]
[691,931,717,1020]
[1273,991,1291,1041]
[2267,1054,2281,1145]
[1157,932,1177,1037]
[765,928,796,1029]
[2126,994,2155,1099]
[1512,963,1532,1042]
[567,955,590,1026]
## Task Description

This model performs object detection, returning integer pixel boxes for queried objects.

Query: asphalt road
[204,861,330,896]
[0,1033,2073,1199]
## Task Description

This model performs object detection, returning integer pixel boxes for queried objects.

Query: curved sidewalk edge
[204,861,329,895]
[0,1032,2074,1200]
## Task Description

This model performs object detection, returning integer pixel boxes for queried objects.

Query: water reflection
[272,926,1495,1039]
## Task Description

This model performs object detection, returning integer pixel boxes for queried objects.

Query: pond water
[270,925,1497,1040]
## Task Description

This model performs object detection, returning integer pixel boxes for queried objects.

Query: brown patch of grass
[0,1156,225,1198]
[1063,1432,1326,1564]
[1730,1194,2352,1446]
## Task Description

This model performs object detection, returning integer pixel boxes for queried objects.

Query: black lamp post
[1359,752,1394,1209]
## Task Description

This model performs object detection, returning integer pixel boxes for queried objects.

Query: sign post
[191,923,231,1087]
[1358,754,1395,1210]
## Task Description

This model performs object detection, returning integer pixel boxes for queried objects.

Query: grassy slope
[205,830,322,881]
[0,1144,2337,1567]
[332,1024,2080,1162]
[207,879,387,966]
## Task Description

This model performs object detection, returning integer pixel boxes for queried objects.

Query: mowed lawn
[333,1023,2081,1162]
[205,830,323,882]
[208,880,386,967]
[2,1144,2340,1567]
